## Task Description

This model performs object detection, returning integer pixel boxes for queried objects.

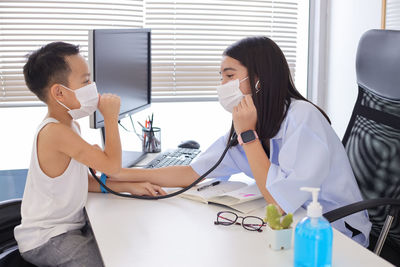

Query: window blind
[386,0,400,30]
[146,0,299,101]
[0,0,303,106]
[0,0,143,107]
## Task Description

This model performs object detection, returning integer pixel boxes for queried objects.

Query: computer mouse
[178,140,200,149]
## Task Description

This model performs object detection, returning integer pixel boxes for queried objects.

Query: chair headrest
[356,29,400,100]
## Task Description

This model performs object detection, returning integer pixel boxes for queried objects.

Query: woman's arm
[106,165,200,188]
[88,174,167,196]
[233,95,283,212]
[240,140,283,212]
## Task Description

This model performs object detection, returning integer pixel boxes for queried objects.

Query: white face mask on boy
[217,77,249,113]
[56,82,99,120]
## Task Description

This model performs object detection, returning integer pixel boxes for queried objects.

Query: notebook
[179,180,267,214]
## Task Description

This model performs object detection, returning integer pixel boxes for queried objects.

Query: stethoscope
[88,132,238,200]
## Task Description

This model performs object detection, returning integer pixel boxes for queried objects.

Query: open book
[179,180,267,214]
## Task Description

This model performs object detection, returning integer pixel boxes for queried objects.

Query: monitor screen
[89,28,151,129]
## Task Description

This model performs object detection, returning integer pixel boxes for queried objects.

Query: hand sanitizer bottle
[294,187,333,267]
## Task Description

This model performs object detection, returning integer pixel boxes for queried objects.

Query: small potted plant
[264,204,293,250]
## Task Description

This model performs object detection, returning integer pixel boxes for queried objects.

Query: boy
[14,42,165,266]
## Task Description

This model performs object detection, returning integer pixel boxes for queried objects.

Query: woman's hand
[232,95,257,135]
[125,182,167,196]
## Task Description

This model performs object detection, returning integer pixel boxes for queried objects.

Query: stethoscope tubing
[89,133,237,200]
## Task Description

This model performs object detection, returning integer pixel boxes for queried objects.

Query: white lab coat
[191,99,372,246]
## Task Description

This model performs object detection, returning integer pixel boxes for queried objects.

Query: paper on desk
[191,181,247,202]
[209,182,262,204]
[209,197,267,214]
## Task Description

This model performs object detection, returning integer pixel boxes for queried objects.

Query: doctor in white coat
[109,36,372,247]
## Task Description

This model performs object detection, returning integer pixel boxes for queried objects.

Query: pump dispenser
[294,187,333,267]
[303,187,322,217]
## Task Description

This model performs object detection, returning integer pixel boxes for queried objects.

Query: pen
[150,113,154,131]
[197,181,220,191]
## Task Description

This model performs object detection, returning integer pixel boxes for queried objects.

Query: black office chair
[323,29,400,266]
[0,199,36,267]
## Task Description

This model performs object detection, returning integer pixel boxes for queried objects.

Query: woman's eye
[219,74,234,81]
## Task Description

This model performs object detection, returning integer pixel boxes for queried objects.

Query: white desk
[86,190,393,267]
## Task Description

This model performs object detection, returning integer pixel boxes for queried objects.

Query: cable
[118,121,131,132]
[127,115,142,138]
[89,132,237,200]
[118,117,143,141]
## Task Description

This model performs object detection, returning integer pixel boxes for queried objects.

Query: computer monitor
[88,28,151,167]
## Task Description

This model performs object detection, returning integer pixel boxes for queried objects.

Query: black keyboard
[144,148,201,169]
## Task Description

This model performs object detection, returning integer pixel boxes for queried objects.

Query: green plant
[263,204,293,230]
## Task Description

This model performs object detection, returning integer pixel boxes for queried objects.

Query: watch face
[241,130,256,143]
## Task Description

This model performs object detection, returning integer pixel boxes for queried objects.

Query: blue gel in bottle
[294,187,333,267]
[294,217,333,267]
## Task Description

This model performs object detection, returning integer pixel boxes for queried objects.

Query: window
[0,0,143,107]
[383,0,400,30]
[0,0,309,106]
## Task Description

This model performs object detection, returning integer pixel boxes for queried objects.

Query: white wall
[324,0,381,138]
[0,102,231,170]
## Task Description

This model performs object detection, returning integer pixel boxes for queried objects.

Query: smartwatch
[238,130,259,145]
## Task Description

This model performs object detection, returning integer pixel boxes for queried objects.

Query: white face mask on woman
[56,82,99,120]
[217,77,249,113]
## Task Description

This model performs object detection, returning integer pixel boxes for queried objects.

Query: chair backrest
[0,199,38,267]
[342,29,400,250]
[0,199,22,254]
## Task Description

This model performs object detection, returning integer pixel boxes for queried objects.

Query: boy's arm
[88,173,116,192]
[99,94,122,173]
[47,94,122,175]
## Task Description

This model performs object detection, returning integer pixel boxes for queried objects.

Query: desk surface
[86,191,393,267]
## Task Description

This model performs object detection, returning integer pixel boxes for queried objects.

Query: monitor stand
[122,150,146,168]
[101,127,146,168]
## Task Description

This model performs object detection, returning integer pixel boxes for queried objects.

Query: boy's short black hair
[23,41,80,103]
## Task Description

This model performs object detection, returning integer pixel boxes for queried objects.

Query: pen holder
[142,127,161,153]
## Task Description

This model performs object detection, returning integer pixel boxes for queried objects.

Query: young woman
[108,36,371,247]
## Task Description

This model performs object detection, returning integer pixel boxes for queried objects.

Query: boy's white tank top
[14,117,88,253]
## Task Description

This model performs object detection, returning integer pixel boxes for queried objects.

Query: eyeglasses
[214,211,265,232]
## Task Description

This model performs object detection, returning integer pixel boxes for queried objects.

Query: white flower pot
[265,225,293,250]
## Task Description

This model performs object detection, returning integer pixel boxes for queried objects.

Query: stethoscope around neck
[89,132,238,200]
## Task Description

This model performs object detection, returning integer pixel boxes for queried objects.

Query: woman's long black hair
[225,36,330,149]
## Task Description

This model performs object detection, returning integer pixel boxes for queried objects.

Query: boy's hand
[126,182,167,196]
[98,93,121,119]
